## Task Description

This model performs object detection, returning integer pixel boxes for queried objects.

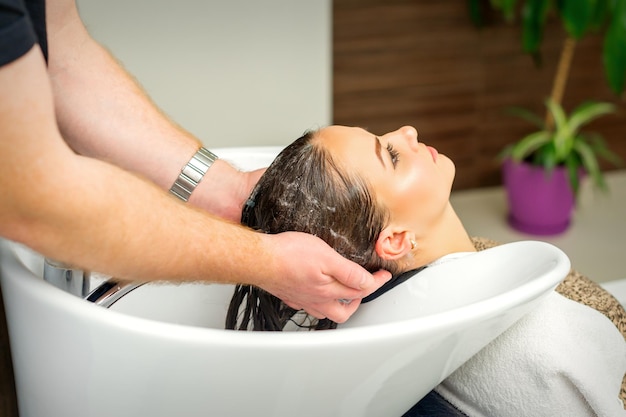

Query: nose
[397,126,419,151]
[383,126,419,150]
[400,126,418,141]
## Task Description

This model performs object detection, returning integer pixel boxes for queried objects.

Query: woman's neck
[404,203,475,271]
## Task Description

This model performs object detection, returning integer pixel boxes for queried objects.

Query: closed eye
[387,143,399,167]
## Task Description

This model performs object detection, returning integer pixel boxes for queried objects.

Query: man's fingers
[363,269,392,294]
[337,264,371,290]
[282,300,302,311]
[316,269,391,323]
[328,298,362,323]
[333,263,392,293]
[309,298,362,324]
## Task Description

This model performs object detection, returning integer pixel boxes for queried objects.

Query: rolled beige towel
[472,236,626,407]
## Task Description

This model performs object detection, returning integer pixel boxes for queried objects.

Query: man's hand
[261,231,392,323]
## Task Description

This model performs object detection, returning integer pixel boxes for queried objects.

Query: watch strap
[169,147,218,202]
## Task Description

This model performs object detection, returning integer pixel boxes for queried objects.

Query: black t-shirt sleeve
[0,0,45,67]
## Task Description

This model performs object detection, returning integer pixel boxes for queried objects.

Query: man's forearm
[47,0,199,191]
[46,0,255,219]
[1,46,272,288]
[18,154,268,285]
[0,1,389,323]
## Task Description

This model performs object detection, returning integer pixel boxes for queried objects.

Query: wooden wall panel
[333,0,626,190]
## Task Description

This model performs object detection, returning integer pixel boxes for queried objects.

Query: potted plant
[469,0,625,235]
[501,99,620,235]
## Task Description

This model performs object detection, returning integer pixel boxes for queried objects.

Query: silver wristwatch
[169,147,218,202]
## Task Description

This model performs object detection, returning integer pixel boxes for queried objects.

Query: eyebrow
[374,136,386,168]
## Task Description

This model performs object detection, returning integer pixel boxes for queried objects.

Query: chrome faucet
[43,257,144,308]
[85,279,144,308]
[43,258,90,298]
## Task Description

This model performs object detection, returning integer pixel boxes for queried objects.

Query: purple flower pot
[502,159,576,236]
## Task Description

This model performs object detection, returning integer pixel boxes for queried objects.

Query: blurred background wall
[334,0,626,190]
[77,0,624,191]
[76,0,331,148]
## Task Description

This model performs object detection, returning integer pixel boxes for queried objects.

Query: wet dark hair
[225,129,401,331]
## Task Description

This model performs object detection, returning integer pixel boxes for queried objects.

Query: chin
[443,162,456,194]
[442,154,456,180]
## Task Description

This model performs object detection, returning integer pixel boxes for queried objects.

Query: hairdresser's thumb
[361,269,392,292]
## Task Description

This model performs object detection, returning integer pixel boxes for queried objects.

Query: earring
[410,239,417,250]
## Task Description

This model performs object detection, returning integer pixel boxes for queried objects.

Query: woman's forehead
[317,126,385,180]
[317,126,372,152]
[321,125,368,137]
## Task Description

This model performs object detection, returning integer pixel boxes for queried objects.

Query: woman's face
[317,125,455,235]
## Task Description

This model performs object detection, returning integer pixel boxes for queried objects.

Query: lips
[427,146,438,162]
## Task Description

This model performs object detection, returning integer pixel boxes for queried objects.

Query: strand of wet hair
[225,284,336,331]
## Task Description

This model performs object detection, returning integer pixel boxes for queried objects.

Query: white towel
[435,292,626,417]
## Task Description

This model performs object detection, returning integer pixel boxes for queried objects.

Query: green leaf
[498,143,516,162]
[545,99,574,160]
[583,132,624,166]
[522,0,551,54]
[589,0,611,29]
[564,153,581,197]
[574,139,607,190]
[546,99,569,132]
[489,0,519,20]
[559,0,598,39]
[568,101,615,133]
[511,130,552,161]
[603,0,626,94]
[502,0,519,21]
[506,106,546,128]
[469,0,484,27]
[540,141,558,170]
[498,143,515,161]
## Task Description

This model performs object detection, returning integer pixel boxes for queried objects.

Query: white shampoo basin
[0,147,570,417]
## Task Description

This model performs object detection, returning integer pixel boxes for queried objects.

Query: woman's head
[318,125,455,245]
[227,125,455,330]
[246,125,455,269]
[242,129,398,275]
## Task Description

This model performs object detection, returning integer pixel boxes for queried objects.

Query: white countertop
[451,170,626,284]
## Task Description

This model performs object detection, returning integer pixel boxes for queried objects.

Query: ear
[375,226,414,261]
